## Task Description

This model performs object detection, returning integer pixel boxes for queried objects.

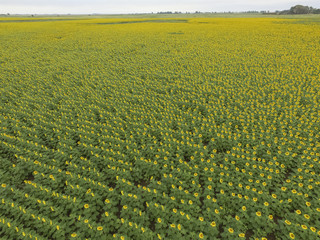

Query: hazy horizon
[1,0,320,15]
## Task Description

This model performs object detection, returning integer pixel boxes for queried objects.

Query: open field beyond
[0,16,320,240]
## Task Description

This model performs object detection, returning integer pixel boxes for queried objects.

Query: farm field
[0,16,320,240]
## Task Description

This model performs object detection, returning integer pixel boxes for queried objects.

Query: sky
[1,0,320,14]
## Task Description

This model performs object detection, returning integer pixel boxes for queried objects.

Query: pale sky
[1,0,319,14]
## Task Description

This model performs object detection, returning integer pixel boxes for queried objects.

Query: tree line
[277,5,320,14]
[155,5,320,15]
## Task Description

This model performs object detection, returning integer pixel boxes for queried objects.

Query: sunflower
[177,224,181,230]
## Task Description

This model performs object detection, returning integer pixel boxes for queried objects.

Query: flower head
[285,220,291,225]
[177,224,181,230]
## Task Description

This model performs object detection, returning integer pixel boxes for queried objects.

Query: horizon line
[1,9,315,16]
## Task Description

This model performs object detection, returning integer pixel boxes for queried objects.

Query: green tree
[289,5,311,14]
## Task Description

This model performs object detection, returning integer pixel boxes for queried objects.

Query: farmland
[0,16,320,239]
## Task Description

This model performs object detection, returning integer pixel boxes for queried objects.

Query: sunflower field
[0,16,320,240]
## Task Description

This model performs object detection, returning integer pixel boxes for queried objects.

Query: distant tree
[157,11,173,14]
[289,5,311,14]
[279,10,290,15]
[276,5,320,14]
[312,8,320,14]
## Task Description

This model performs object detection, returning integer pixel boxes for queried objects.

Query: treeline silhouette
[156,5,320,15]
[278,5,320,14]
